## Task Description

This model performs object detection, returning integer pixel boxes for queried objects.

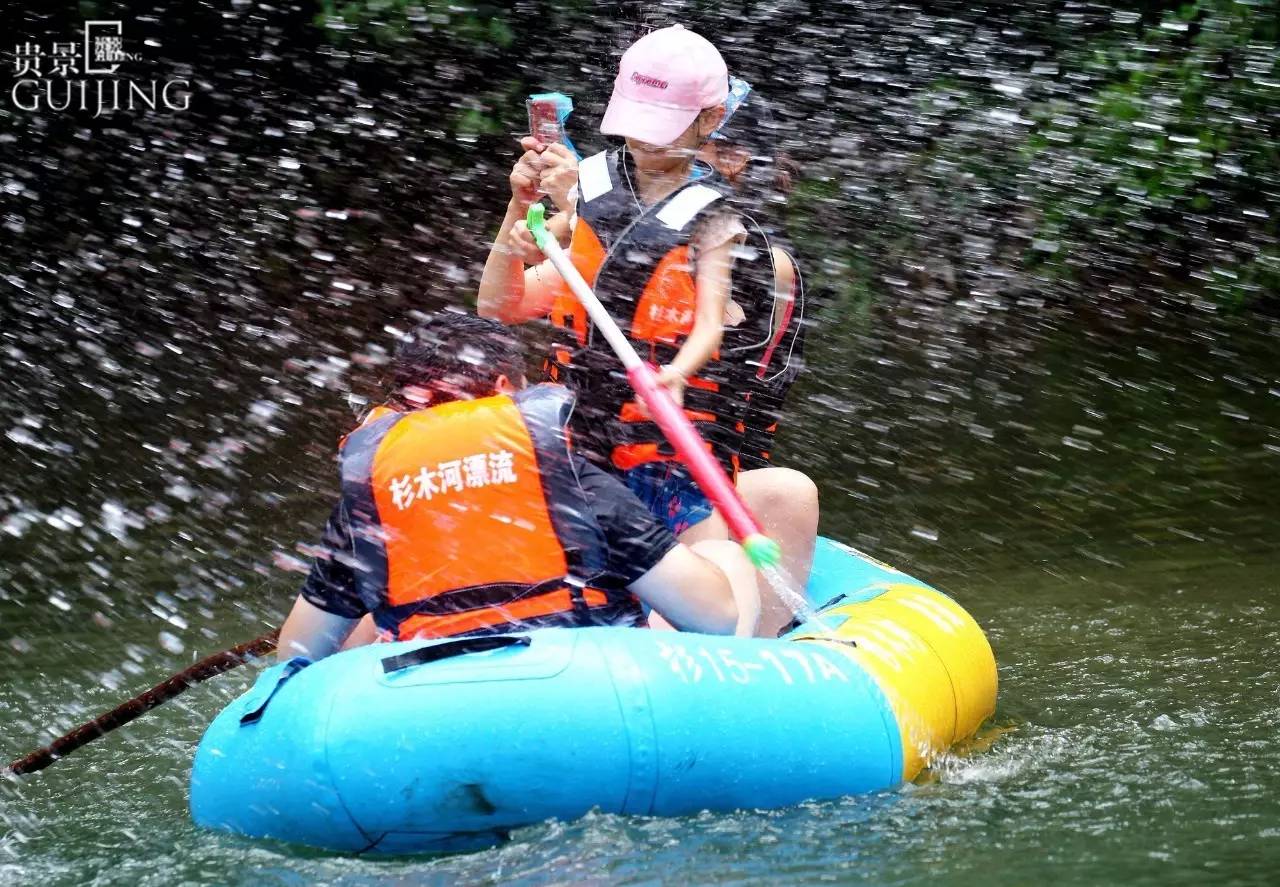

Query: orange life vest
[533,149,777,477]
[339,385,642,641]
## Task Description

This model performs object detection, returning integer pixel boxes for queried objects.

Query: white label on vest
[656,184,722,231]
[579,152,612,204]
[387,451,518,510]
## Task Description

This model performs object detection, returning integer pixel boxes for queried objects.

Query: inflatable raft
[190,537,997,854]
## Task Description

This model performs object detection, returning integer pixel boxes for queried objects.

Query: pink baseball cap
[600,25,729,145]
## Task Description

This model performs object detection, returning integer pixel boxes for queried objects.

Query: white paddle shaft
[538,235,643,371]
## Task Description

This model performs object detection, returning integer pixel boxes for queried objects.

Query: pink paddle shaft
[626,363,764,543]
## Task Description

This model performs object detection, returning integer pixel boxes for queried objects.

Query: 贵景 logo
[9,21,190,117]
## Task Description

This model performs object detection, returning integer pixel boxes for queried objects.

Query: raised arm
[477,140,577,324]
[476,197,550,322]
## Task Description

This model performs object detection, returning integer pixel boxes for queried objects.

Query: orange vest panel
[547,219,606,347]
[628,245,699,347]
[367,397,568,609]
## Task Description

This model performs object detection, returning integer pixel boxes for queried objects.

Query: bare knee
[778,468,819,515]
[740,467,819,522]
[690,538,749,568]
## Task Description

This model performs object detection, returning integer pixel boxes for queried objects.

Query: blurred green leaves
[1021,0,1279,301]
[314,1,516,48]
[304,0,1277,310]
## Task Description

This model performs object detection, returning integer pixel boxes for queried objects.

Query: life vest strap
[383,575,578,620]
[547,149,776,475]
[389,581,630,641]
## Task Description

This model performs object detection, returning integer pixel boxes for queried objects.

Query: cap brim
[600,92,700,145]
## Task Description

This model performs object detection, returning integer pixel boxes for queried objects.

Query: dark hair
[707,93,799,196]
[388,311,524,406]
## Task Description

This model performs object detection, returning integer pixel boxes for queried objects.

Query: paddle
[525,202,781,569]
[6,629,279,775]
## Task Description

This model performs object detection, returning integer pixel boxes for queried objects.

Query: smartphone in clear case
[527,96,565,145]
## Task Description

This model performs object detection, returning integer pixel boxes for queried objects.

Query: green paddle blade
[743,533,783,569]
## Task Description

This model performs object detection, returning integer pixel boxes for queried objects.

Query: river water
[1,293,1275,885]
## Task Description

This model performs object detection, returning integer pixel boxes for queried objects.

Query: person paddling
[277,311,758,661]
[477,25,817,636]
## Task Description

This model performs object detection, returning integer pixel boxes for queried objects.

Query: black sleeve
[572,456,680,585]
[297,500,369,619]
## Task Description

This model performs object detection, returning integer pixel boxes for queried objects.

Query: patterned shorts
[622,461,714,537]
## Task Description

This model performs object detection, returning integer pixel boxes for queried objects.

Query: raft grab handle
[381,635,532,674]
[239,657,311,726]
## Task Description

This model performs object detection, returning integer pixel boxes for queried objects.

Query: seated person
[278,311,759,661]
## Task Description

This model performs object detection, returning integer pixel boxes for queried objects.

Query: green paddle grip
[526,202,552,252]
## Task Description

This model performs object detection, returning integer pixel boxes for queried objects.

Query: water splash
[758,564,840,638]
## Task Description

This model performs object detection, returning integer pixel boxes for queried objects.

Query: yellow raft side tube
[795,583,999,780]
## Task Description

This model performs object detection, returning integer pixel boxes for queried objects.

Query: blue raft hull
[190,538,997,853]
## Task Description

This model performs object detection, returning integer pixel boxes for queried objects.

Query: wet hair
[388,311,525,406]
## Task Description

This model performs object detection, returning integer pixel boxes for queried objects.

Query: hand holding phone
[538,143,579,213]
[509,136,549,209]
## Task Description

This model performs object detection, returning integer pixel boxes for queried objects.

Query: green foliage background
[48,0,1280,312]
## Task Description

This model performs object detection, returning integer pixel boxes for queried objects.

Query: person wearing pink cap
[477,25,817,637]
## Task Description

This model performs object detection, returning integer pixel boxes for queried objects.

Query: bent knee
[689,539,755,589]
[779,468,820,511]
[741,467,819,514]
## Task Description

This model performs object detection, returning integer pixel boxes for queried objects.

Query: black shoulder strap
[576,150,633,251]
[338,411,402,609]
[515,385,609,579]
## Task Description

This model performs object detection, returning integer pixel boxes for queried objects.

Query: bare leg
[647,532,759,637]
[647,611,677,632]
[688,539,760,637]
[668,511,729,634]
[737,467,819,637]
[677,467,819,638]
